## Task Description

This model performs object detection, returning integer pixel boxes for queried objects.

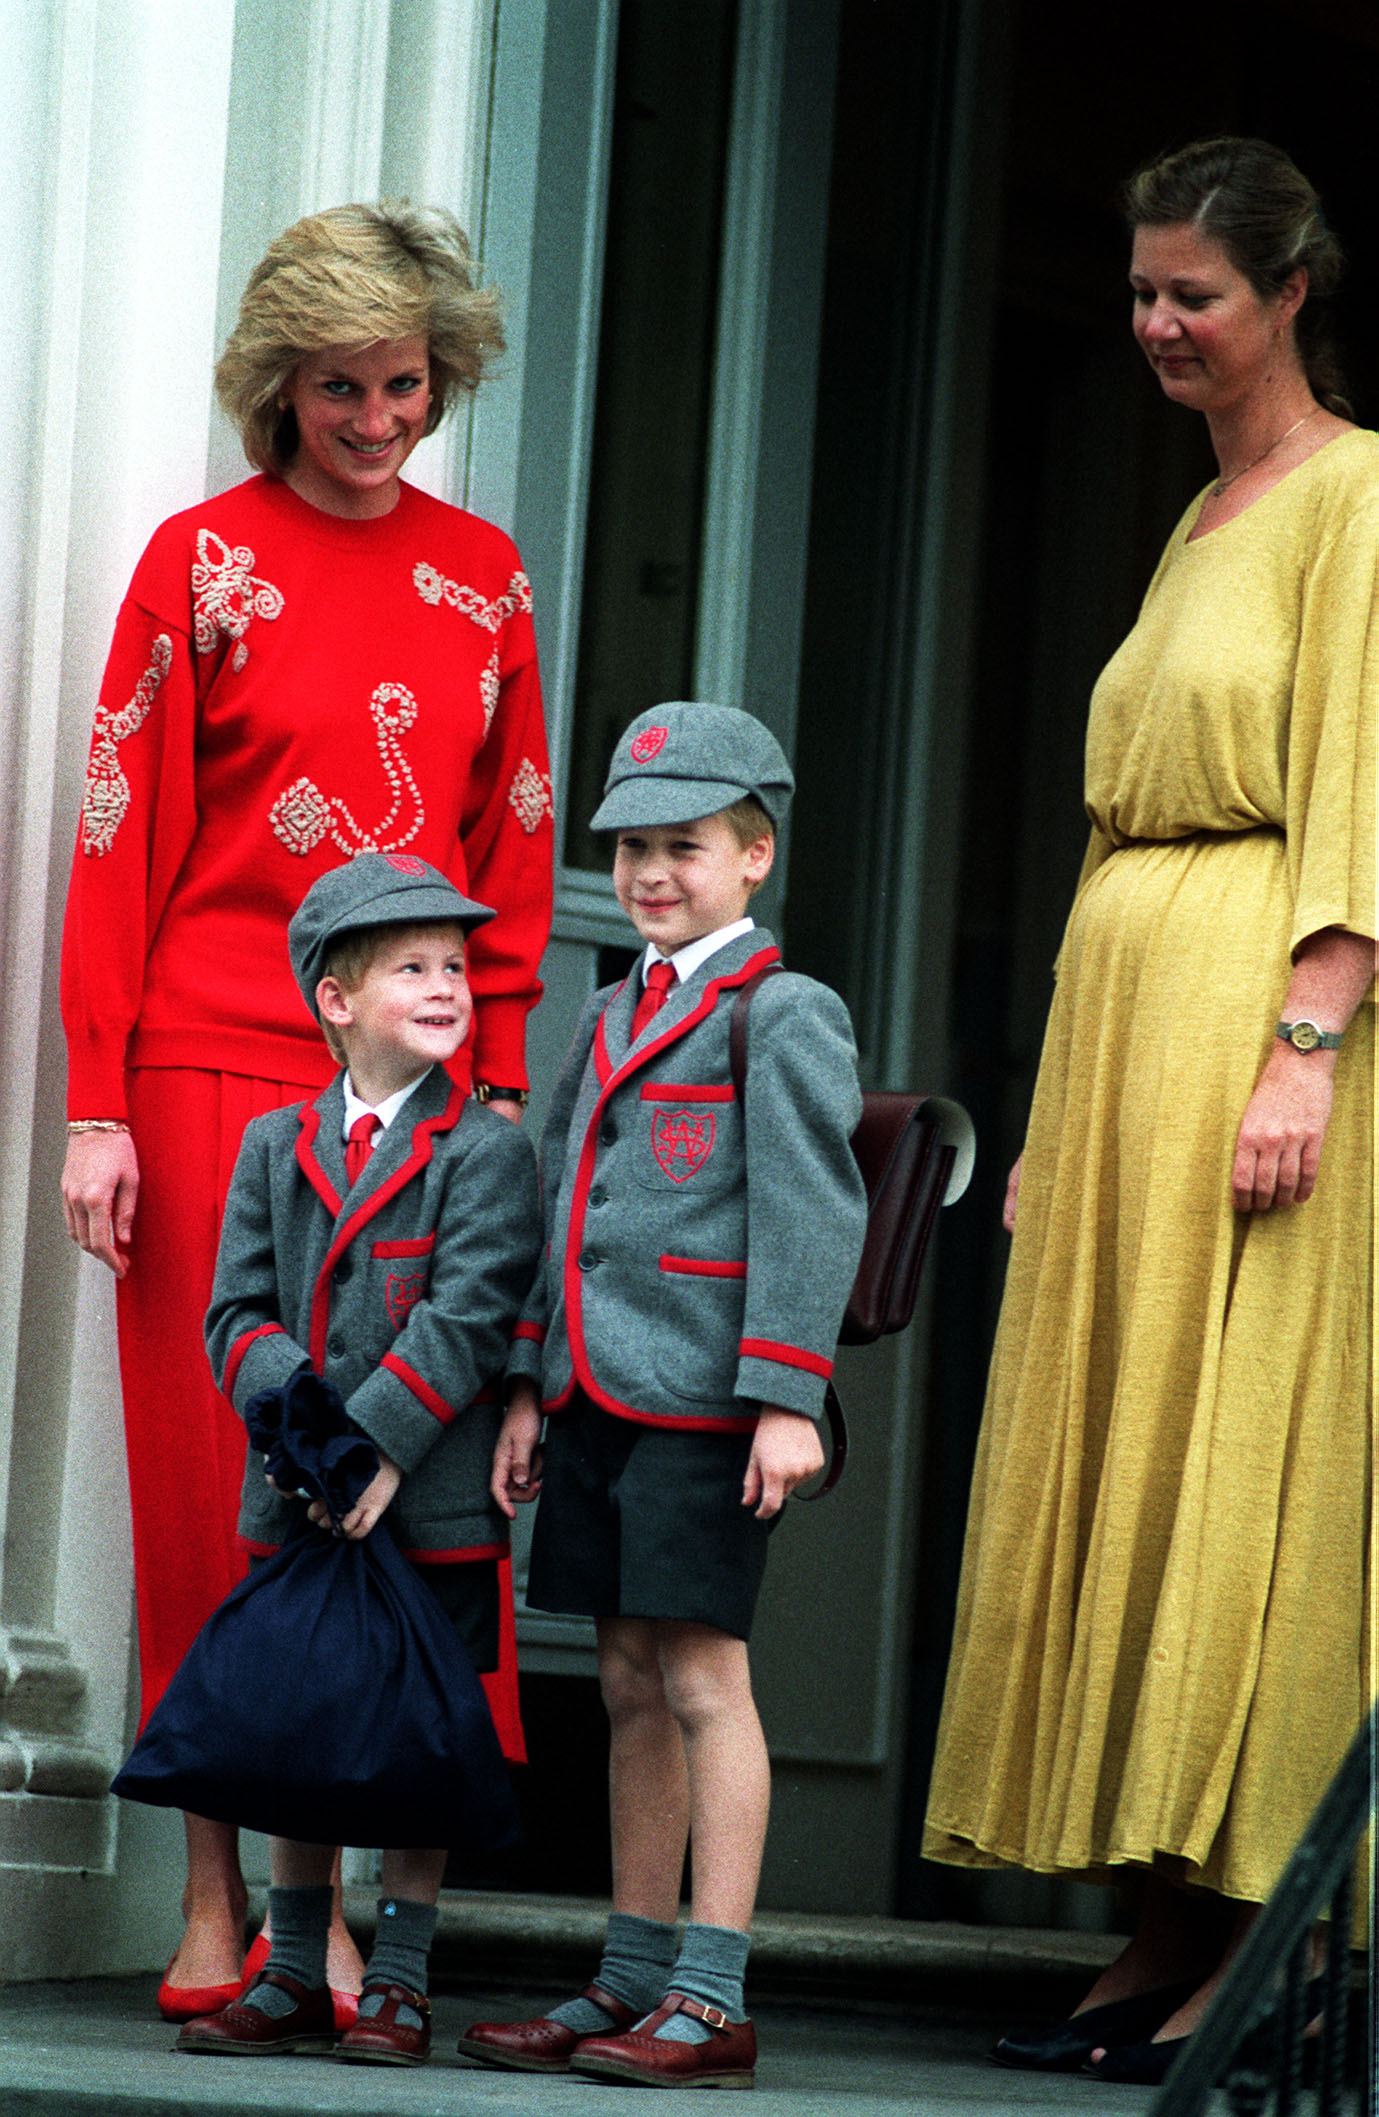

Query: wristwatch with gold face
[1275,1019,1343,1053]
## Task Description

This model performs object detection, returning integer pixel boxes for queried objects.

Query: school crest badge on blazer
[651,1108,715,1182]
[385,1269,428,1327]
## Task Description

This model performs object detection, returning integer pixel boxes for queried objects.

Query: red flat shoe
[332,1989,360,2031]
[240,1931,271,1985]
[156,1961,243,2024]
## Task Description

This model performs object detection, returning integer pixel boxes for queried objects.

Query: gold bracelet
[67,1119,130,1134]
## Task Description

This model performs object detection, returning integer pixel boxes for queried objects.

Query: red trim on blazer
[224,1321,286,1396]
[237,1536,280,1557]
[558,945,781,1429]
[639,1082,735,1102]
[304,1081,467,1371]
[373,1233,436,1258]
[295,1105,340,1215]
[382,1350,457,1425]
[400,1541,507,1563]
[512,1320,545,1343]
[739,1336,833,1379]
[659,1255,747,1278]
[543,1373,758,1435]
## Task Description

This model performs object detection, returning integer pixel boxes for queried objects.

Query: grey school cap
[288,852,495,1018]
[589,702,795,831]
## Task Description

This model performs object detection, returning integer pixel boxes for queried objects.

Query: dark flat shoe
[992,1980,1198,2071]
[1084,2033,1188,2085]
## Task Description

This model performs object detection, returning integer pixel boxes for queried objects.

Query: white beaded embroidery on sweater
[268,682,425,857]
[191,531,284,673]
[509,757,554,834]
[412,562,532,735]
[82,635,174,855]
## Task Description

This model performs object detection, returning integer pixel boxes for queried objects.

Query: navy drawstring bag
[112,1368,520,1854]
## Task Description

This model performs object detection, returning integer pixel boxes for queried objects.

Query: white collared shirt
[639,917,755,994]
[341,1067,429,1141]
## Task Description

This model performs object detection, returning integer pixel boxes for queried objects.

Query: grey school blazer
[507,928,868,1429]
[206,1065,541,1559]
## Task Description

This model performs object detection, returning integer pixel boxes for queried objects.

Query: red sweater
[62,476,553,1118]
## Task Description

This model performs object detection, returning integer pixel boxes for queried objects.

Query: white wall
[0,0,512,1980]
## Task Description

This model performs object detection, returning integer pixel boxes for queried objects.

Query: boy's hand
[491,1385,543,1518]
[742,1407,825,1520]
[309,1453,402,1540]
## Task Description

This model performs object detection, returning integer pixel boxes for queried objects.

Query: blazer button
[588,1185,607,1208]
[599,1122,617,1146]
[327,1335,346,1357]
[334,1255,353,1283]
[578,1249,600,1271]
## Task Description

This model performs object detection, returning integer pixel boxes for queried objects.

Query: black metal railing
[1151,1704,1375,2117]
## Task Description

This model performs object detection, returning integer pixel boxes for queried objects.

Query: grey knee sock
[546,1912,679,2034]
[358,1895,437,2030]
[655,1922,751,2045]
[242,1885,331,2017]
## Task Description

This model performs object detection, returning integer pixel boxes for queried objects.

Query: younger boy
[181,853,540,2067]
[462,705,867,2088]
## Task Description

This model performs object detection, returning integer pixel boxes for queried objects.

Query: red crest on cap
[384,854,428,877]
[630,726,668,763]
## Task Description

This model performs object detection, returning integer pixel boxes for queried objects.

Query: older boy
[183,853,539,2066]
[462,705,867,2088]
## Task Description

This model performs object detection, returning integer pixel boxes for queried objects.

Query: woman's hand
[62,1129,140,1276]
[1232,1045,1335,1210]
[1002,1154,1023,1234]
[742,1408,825,1520]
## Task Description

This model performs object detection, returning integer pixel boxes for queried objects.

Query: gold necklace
[1210,405,1322,497]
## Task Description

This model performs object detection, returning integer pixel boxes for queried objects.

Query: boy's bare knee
[597,1619,666,1722]
[657,1627,753,1731]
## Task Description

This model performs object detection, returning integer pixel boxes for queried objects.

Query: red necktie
[630,959,676,1040]
[345,1111,380,1186]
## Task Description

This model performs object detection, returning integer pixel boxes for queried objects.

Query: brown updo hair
[1121,137,1350,418]
[215,201,505,475]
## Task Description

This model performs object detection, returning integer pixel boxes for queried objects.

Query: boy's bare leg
[380,1847,447,1904]
[658,1622,768,1931]
[168,1813,248,1987]
[599,1615,691,1921]
[270,1840,336,1888]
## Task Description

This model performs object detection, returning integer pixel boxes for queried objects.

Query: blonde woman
[61,203,552,2018]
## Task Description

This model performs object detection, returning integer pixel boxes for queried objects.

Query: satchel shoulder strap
[728,963,784,1103]
[726,961,844,1499]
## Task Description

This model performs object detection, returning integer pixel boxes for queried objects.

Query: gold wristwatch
[1275,1019,1343,1052]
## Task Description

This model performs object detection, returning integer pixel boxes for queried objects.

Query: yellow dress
[923,431,1377,1905]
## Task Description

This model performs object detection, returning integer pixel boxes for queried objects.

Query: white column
[0,0,236,1974]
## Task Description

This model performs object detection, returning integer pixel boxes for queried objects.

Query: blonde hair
[721,795,775,849]
[215,201,505,474]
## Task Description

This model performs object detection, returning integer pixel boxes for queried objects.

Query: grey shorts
[525,1394,775,1641]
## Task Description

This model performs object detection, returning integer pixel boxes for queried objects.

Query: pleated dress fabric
[923,432,1377,1907]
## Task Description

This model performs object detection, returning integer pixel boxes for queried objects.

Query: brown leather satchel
[729,967,974,1490]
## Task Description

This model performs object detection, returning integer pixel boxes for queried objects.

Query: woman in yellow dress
[923,137,1375,2086]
